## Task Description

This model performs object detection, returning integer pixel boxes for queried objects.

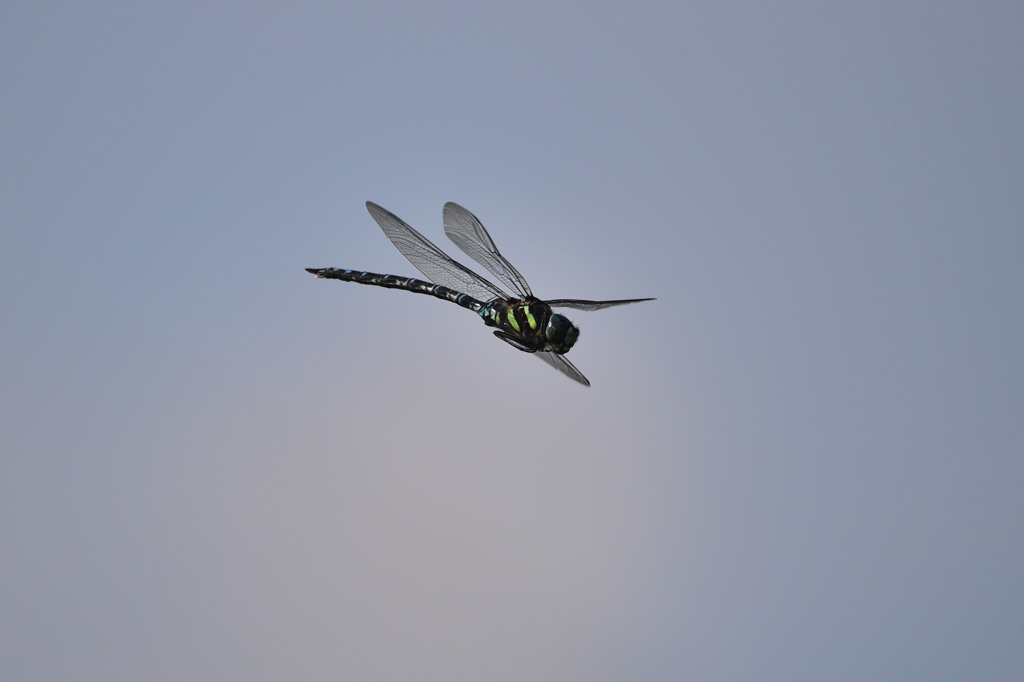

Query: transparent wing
[545,297,656,311]
[443,202,533,299]
[492,331,590,386]
[365,202,510,302]
[536,351,590,387]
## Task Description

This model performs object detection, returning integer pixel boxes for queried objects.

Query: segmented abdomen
[306,268,483,312]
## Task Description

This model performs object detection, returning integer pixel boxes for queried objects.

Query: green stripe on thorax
[506,308,521,332]
[522,305,538,331]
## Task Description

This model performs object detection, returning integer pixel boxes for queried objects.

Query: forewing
[365,202,509,302]
[535,351,590,387]
[545,297,656,311]
[443,202,533,299]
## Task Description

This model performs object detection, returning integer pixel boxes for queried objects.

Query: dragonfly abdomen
[305,268,483,313]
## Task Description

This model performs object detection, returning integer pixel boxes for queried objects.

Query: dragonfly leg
[493,331,539,353]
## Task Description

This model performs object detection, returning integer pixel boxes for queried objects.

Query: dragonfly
[306,202,654,386]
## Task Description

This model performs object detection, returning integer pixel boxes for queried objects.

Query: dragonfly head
[545,313,579,354]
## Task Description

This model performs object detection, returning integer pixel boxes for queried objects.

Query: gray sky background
[3,2,1022,680]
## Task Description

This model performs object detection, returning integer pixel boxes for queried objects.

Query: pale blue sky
[2,2,1022,680]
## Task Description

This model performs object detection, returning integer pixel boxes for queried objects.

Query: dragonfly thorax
[478,299,580,355]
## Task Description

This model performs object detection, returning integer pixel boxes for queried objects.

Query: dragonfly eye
[545,314,579,354]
